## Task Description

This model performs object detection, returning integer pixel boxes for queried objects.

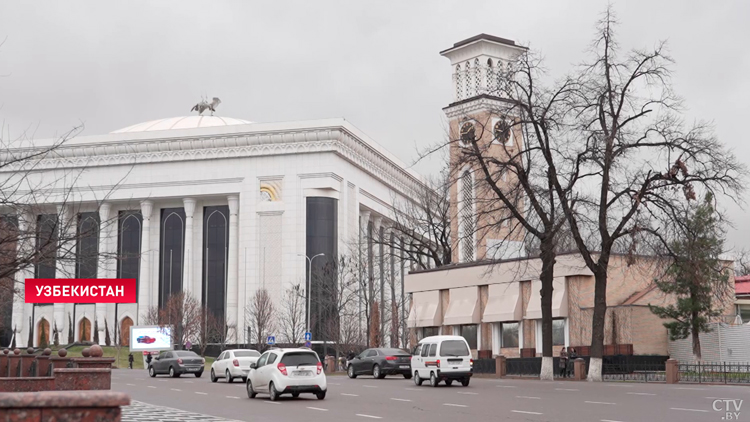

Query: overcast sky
[1,1,748,250]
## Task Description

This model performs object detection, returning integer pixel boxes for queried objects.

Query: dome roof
[112,116,253,134]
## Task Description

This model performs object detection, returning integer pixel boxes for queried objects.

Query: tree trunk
[539,238,556,381]
[588,264,609,382]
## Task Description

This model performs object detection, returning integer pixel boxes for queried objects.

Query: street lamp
[298,253,325,338]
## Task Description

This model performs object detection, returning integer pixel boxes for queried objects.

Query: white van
[411,335,473,387]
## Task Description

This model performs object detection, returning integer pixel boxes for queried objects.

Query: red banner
[25,279,137,304]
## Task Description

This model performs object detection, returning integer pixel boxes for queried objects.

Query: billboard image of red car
[129,325,173,352]
[136,336,156,344]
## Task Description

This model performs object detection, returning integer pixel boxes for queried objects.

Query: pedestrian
[146,353,152,369]
[558,347,568,378]
[567,347,578,377]
[128,353,134,369]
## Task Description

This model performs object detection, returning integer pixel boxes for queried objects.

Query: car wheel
[292,392,300,398]
[348,365,357,379]
[429,372,438,387]
[373,364,384,379]
[195,371,203,378]
[210,369,217,383]
[403,373,412,379]
[269,382,279,402]
[316,390,326,400]
[414,371,423,386]
[226,369,234,383]
[246,379,257,399]
[148,366,156,378]
[169,366,179,378]
[461,378,470,387]
[446,380,453,386]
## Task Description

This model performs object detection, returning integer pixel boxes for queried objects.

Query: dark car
[148,350,205,378]
[137,336,156,344]
[347,348,412,379]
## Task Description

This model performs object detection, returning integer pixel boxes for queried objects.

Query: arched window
[160,208,186,309]
[460,170,475,261]
[203,206,229,322]
[487,58,497,94]
[493,120,514,146]
[471,58,480,97]
[79,317,91,342]
[459,122,475,146]
[37,318,50,347]
[455,64,463,100]
[119,316,134,346]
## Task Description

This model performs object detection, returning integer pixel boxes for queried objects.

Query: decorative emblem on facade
[190,97,221,115]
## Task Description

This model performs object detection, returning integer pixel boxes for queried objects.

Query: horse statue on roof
[191,97,221,116]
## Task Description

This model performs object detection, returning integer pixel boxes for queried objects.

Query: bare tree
[279,284,305,344]
[142,292,203,349]
[246,288,275,352]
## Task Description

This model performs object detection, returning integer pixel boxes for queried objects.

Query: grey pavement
[111,369,749,422]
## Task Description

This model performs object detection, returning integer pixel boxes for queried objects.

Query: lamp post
[299,253,325,338]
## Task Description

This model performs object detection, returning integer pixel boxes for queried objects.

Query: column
[138,201,153,318]
[55,205,76,342]
[182,198,196,297]
[95,203,111,344]
[227,195,239,340]
[12,210,32,347]
[359,209,370,344]
[372,216,383,347]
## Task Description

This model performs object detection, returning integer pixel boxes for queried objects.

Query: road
[111,369,748,422]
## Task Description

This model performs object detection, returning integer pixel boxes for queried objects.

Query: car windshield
[440,340,470,357]
[280,352,319,367]
[234,351,260,357]
[174,351,198,357]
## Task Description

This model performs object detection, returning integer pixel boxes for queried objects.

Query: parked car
[148,350,205,378]
[210,349,261,383]
[245,348,327,401]
[410,335,473,387]
[347,348,412,379]
[136,336,156,344]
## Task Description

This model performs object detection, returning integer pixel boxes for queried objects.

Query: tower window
[460,170,475,261]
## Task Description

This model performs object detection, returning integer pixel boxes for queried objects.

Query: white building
[4,115,422,348]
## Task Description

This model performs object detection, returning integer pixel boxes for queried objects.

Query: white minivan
[411,335,473,387]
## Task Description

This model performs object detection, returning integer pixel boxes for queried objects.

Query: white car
[411,335,473,387]
[245,348,327,401]
[210,349,261,383]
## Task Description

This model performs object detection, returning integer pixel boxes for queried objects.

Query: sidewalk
[122,401,241,422]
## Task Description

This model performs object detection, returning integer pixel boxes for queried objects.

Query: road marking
[195,392,208,395]
[495,385,517,388]
[329,382,341,385]
[147,386,157,389]
[601,420,625,422]
[126,383,135,386]
[585,401,616,405]
[362,385,378,388]
[511,410,543,415]
[677,387,705,391]
[184,381,194,383]
[443,403,468,408]
[556,388,579,391]
[264,401,280,405]
[627,392,655,396]
[516,396,541,400]
[391,398,412,402]
[670,408,708,413]
[307,407,328,411]
[170,388,182,392]
[356,414,382,419]
[226,396,240,399]
[457,391,478,395]
[341,393,359,397]
[404,388,422,391]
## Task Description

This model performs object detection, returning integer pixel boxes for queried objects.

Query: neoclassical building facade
[4,115,421,348]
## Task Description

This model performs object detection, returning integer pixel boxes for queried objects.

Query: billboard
[129,325,173,352]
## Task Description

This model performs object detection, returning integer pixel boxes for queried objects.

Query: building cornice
[443,95,515,118]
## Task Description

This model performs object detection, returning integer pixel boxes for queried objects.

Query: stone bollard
[36,349,53,377]
[73,345,115,369]
[573,358,587,381]
[495,355,507,377]
[0,390,130,421]
[50,349,72,372]
[18,348,37,377]
[325,356,335,373]
[0,349,9,377]
[665,359,679,384]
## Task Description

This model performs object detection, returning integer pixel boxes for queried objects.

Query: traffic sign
[304,341,311,348]
[267,335,275,345]
[304,332,312,341]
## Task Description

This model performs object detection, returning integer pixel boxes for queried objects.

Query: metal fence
[601,355,668,383]
[473,358,496,374]
[505,357,574,378]
[678,362,750,384]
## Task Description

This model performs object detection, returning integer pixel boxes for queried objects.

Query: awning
[443,287,480,326]
[525,277,568,320]
[483,282,522,322]
[409,290,443,328]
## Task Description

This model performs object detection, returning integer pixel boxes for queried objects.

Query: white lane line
[170,388,182,392]
[601,420,625,422]
[586,401,616,405]
[184,381,194,383]
[195,392,208,395]
[556,388,579,391]
[677,387,705,391]
[341,393,359,397]
[670,408,708,413]
[443,403,468,408]
[457,391,478,395]
[264,401,280,405]
[627,392,655,396]
[226,396,240,399]
[495,385,517,388]
[126,383,136,386]
[362,385,378,388]
[307,407,328,411]
[356,414,382,419]
[512,410,543,415]
[391,398,412,402]
[404,388,423,391]
[516,396,541,400]
[329,382,341,385]
[147,386,157,389]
